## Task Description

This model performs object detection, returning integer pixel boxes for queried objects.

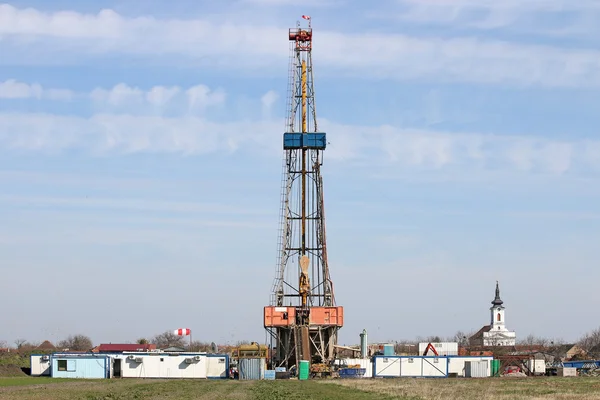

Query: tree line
[0,331,245,352]
[3,326,600,354]
[386,326,600,354]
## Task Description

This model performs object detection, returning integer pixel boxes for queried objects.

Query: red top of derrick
[289,28,312,42]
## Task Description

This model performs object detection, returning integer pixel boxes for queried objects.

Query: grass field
[0,376,599,400]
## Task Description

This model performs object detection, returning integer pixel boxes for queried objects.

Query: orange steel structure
[264,17,343,369]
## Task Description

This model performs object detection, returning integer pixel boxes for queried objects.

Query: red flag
[302,15,311,20]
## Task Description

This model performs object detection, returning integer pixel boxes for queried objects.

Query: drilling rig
[264,16,344,371]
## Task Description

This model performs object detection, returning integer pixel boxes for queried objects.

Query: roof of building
[491,281,504,307]
[36,340,56,350]
[162,346,186,352]
[96,343,156,352]
[470,325,492,340]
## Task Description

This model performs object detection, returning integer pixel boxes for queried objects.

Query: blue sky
[1,0,599,347]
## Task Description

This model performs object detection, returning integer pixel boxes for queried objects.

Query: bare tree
[152,331,186,348]
[451,330,475,347]
[578,327,600,352]
[58,334,93,351]
[136,338,149,345]
[188,341,212,352]
[0,340,7,348]
[14,339,27,349]
[517,334,550,347]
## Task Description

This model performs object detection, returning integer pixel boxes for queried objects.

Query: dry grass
[330,376,600,400]
[2,376,600,399]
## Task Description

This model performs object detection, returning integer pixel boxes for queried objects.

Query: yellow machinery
[232,342,268,359]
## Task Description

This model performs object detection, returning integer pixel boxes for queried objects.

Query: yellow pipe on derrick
[301,60,307,133]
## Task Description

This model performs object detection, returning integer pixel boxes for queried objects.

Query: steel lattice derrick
[264,17,343,370]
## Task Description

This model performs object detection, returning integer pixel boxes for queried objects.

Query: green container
[491,360,500,376]
[298,360,310,380]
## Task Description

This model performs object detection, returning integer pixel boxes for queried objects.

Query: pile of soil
[0,365,28,377]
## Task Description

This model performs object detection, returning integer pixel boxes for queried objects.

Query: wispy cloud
[0,111,597,176]
[90,82,226,113]
[1,4,600,87]
[0,79,74,100]
[0,194,271,216]
[379,0,600,36]
[235,0,341,6]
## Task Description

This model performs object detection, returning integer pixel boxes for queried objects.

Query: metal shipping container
[238,358,265,380]
[465,360,489,378]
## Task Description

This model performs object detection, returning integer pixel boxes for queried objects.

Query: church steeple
[491,280,503,307]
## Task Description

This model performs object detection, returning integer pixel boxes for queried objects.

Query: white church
[470,281,517,347]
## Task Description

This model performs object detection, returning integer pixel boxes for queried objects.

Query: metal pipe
[301,59,307,258]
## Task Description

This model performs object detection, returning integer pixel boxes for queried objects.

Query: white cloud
[146,86,181,107]
[1,5,600,87]
[261,90,279,118]
[186,85,226,110]
[0,111,597,177]
[90,83,144,106]
[235,0,340,6]
[0,79,74,100]
[383,0,600,34]
[86,82,225,113]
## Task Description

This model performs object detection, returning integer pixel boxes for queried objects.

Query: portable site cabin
[447,356,494,377]
[50,354,111,379]
[373,356,449,378]
[115,352,229,379]
[30,354,51,376]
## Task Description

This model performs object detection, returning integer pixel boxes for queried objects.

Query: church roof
[491,281,503,306]
[469,325,492,340]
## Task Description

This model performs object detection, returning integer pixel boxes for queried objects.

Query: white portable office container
[418,342,458,356]
[374,356,401,377]
[206,355,228,379]
[447,357,494,377]
[421,357,448,377]
[119,353,208,379]
[400,357,423,377]
[30,354,51,376]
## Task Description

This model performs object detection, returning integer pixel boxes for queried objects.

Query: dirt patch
[0,365,27,377]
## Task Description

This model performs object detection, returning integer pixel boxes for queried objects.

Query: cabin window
[57,360,75,371]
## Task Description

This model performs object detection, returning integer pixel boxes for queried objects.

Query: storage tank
[383,344,395,356]
[359,329,368,358]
